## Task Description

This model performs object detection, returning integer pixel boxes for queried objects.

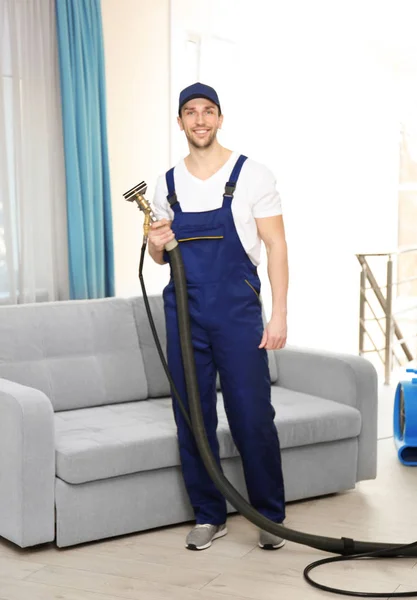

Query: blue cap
[178,82,221,115]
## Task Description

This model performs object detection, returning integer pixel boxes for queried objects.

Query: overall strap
[222,155,248,207]
[165,167,181,214]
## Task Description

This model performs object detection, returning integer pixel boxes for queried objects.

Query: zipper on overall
[178,236,224,242]
[244,279,260,300]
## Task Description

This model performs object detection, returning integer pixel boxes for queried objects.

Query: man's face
[178,98,223,149]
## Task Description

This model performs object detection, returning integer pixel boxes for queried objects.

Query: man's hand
[148,219,175,252]
[259,314,287,350]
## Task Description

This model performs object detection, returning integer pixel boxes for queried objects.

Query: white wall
[101,0,171,298]
[243,1,401,354]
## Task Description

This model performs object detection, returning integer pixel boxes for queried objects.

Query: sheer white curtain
[0,0,69,305]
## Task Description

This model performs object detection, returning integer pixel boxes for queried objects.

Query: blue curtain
[55,0,115,299]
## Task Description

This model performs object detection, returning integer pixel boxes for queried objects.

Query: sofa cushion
[54,386,361,484]
[131,294,278,399]
[0,298,148,411]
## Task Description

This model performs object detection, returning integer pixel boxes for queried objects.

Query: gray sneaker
[186,523,227,550]
[258,528,286,550]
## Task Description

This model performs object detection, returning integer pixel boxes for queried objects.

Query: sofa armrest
[0,378,55,547]
[274,346,378,481]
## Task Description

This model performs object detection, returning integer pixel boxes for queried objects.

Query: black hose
[138,243,192,430]
[139,242,417,598]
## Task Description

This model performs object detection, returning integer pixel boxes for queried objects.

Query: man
[149,82,288,551]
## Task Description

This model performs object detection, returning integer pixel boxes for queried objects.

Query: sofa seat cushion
[54,387,361,485]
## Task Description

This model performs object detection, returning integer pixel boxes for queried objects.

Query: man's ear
[218,114,224,130]
[177,115,184,131]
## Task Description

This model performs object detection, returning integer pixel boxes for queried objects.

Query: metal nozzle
[123,181,147,202]
[123,181,155,217]
[123,180,156,242]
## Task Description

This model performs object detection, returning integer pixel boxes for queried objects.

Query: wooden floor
[1,378,416,600]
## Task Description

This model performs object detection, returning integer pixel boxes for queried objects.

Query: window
[0,8,17,299]
[0,0,68,304]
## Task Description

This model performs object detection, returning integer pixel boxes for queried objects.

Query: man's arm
[255,214,288,349]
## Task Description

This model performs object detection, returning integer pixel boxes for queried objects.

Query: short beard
[186,128,218,150]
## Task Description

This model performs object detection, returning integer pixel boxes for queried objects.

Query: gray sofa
[0,295,378,548]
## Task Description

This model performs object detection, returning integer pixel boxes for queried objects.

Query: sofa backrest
[0,297,148,411]
[131,295,170,397]
[131,294,278,398]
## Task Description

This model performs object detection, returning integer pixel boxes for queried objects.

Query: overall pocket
[174,224,225,283]
[176,224,224,243]
[244,278,261,302]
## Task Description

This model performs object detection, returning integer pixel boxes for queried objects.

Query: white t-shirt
[152,151,283,266]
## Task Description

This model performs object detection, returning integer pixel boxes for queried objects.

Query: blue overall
[163,155,286,525]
